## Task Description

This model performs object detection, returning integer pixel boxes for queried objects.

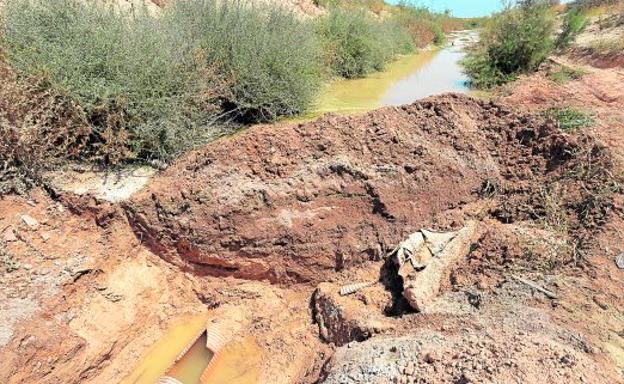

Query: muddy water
[167,333,214,383]
[123,315,262,384]
[307,31,475,117]
[120,314,209,384]
[200,337,262,384]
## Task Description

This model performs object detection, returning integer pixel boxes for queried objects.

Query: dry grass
[588,34,624,53]
[581,1,624,18]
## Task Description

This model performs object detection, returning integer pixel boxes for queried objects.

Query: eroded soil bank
[1,51,624,384]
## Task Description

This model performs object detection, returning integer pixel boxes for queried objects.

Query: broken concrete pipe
[393,222,477,312]
[199,309,250,384]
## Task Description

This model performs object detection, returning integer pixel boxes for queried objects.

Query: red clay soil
[126,94,616,284]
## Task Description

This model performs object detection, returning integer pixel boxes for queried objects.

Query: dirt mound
[319,316,614,384]
[126,94,616,284]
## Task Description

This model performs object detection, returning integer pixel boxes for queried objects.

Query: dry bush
[0,54,95,194]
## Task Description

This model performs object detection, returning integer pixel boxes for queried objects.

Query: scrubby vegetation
[556,6,589,49]
[461,0,557,89]
[315,7,414,78]
[0,53,93,194]
[548,65,586,84]
[588,35,624,54]
[0,0,463,177]
[166,0,323,123]
[545,107,595,131]
[1,0,323,163]
[2,0,227,162]
[392,2,467,46]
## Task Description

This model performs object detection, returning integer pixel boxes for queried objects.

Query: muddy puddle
[200,337,262,384]
[167,333,214,383]
[305,30,476,117]
[120,314,209,384]
[123,314,262,384]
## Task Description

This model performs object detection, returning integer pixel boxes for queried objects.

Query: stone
[423,350,439,364]
[592,295,609,310]
[20,215,39,230]
[615,252,624,269]
[3,227,17,242]
[313,282,394,346]
[404,361,415,376]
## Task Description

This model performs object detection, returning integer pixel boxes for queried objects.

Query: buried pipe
[157,325,228,384]
[157,377,183,384]
[199,322,230,384]
[158,309,251,384]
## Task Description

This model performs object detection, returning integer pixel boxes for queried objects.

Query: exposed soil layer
[127,94,617,284]
[0,191,326,384]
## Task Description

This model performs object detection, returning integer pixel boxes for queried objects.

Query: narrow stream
[308,30,476,117]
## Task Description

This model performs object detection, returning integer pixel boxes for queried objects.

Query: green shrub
[546,107,594,131]
[2,0,221,162]
[2,0,324,161]
[461,0,556,88]
[392,2,448,47]
[316,7,414,78]
[556,7,588,49]
[167,0,323,122]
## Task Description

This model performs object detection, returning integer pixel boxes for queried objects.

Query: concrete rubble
[393,222,478,312]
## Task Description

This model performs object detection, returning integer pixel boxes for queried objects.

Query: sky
[385,0,573,18]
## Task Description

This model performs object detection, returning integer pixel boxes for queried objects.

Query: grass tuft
[548,65,586,84]
[545,107,595,131]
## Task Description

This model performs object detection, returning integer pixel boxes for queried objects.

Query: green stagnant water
[297,30,476,120]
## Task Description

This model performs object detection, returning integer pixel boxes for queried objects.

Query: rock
[3,227,17,242]
[615,253,624,269]
[592,295,609,310]
[20,215,39,231]
[404,361,415,376]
